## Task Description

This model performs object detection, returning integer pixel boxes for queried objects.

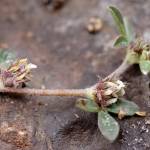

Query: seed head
[0,58,37,88]
[96,79,126,107]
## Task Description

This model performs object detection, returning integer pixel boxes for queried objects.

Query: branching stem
[0,53,131,98]
[104,56,130,80]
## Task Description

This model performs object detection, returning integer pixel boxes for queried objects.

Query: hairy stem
[104,56,130,80]
[0,88,87,97]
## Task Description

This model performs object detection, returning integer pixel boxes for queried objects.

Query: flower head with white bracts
[96,79,126,107]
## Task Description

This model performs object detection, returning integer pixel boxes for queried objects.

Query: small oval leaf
[76,98,100,112]
[108,6,126,36]
[107,99,139,116]
[139,60,150,75]
[98,111,120,141]
[123,17,135,43]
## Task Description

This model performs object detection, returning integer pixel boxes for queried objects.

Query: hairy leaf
[109,6,135,47]
[76,98,100,112]
[98,111,120,141]
[108,6,126,36]
[114,35,128,47]
[123,17,135,43]
[139,60,150,75]
[0,49,16,69]
[107,99,139,116]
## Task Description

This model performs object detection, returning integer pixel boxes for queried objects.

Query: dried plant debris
[87,17,103,34]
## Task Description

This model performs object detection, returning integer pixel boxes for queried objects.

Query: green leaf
[0,49,16,69]
[139,60,150,75]
[114,35,128,47]
[76,98,100,112]
[107,99,139,116]
[123,17,135,43]
[98,111,120,141]
[108,6,126,36]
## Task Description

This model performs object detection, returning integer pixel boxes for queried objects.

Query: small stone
[18,131,26,136]
[10,101,14,104]
[145,119,150,125]
[131,124,136,128]
[87,17,103,34]
[74,113,80,119]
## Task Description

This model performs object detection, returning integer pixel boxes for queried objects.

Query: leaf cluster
[76,98,139,141]
[109,6,150,75]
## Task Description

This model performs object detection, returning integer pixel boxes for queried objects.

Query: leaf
[108,6,126,36]
[114,35,128,47]
[139,60,150,75]
[107,99,139,116]
[0,49,16,69]
[123,17,135,43]
[98,111,120,141]
[76,98,100,112]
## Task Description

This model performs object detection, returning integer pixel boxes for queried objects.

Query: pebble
[87,17,103,34]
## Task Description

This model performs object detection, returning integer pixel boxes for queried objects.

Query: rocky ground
[0,0,150,149]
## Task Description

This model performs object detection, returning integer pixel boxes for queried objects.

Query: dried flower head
[96,79,126,107]
[0,58,37,88]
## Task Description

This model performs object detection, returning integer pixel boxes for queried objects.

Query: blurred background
[0,0,150,150]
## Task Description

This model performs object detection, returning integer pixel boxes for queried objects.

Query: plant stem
[0,88,87,97]
[104,56,130,80]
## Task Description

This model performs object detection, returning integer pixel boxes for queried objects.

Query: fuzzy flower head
[0,58,37,88]
[96,79,126,107]
[127,39,150,64]
[127,39,150,75]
